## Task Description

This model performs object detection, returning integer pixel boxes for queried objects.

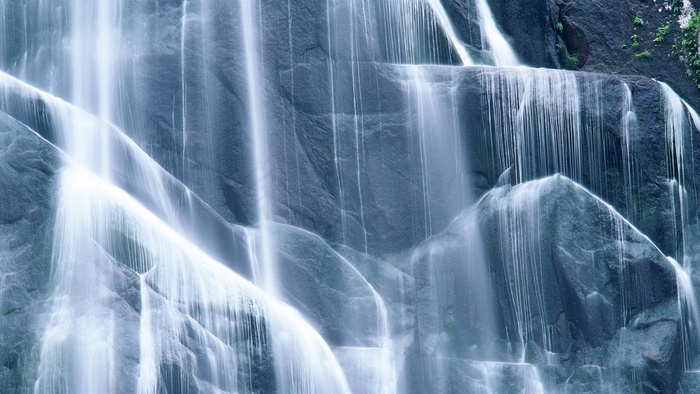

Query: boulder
[0,111,58,390]
[406,175,683,392]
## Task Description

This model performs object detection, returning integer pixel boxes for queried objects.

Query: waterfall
[660,83,700,262]
[621,83,640,221]
[2,0,700,392]
[0,0,399,390]
[374,0,471,64]
[424,0,472,65]
[239,0,278,296]
[475,0,519,66]
[483,68,584,184]
[658,82,700,371]
[36,166,351,393]
[401,65,470,238]
[0,69,352,393]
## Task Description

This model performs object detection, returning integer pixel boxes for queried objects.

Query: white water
[479,174,700,391]
[668,257,700,370]
[482,68,626,201]
[474,362,545,394]
[0,0,411,388]
[659,82,700,370]
[660,82,700,261]
[240,0,279,297]
[37,166,351,393]
[4,0,700,392]
[490,179,554,363]
[324,0,517,252]
[483,68,584,183]
[331,285,397,394]
[0,56,355,394]
[376,0,517,66]
[280,224,398,393]
[180,0,189,179]
[377,0,472,64]
[621,83,640,220]
[402,65,469,238]
[475,0,520,66]
[425,0,472,65]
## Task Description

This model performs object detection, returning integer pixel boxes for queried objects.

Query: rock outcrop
[0,0,699,392]
[408,175,683,393]
[0,112,59,390]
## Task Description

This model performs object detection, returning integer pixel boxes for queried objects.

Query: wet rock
[274,223,382,347]
[407,175,683,392]
[563,0,698,109]
[0,111,58,390]
[564,365,605,393]
[679,371,700,393]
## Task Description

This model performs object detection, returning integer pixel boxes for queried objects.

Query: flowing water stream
[1,0,700,392]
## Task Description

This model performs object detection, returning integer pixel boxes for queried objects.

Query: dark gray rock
[1,0,699,392]
[679,371,700,393]
[443,0,700,110]
[2,0,700,262]
[441,0,559,68]
[0,75,255,280]
[406,175,683,393]
[333,243,415,336]
[4,0,689,263]
[486,0,559,67]
[274,223,382,347]
[0,111,58,391]
[551,0,700,110]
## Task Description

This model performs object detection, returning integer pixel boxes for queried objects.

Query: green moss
[680,11,700,91]
[556,42,580,70]
[631,34,640,49]
[654,23,670,43]
[666,0,682,13]
[635,50,651,58]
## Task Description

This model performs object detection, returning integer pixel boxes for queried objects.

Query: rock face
[408,175,683,393]
[0,0,699,392]
[275,223,382,347]
[554,0,700,109]
[480,0,700,110]
[3,0,696,259]
[0,112,59,390]
[443,0,559,67]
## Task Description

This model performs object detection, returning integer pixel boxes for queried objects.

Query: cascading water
[239,0,278,296]
[3,0,700,392]
[475,0,519,66]
[660,82,700,264]
[620,83,640,221]
[0,1,364,392]
[0,70,353,393]
[401,65,470,238]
